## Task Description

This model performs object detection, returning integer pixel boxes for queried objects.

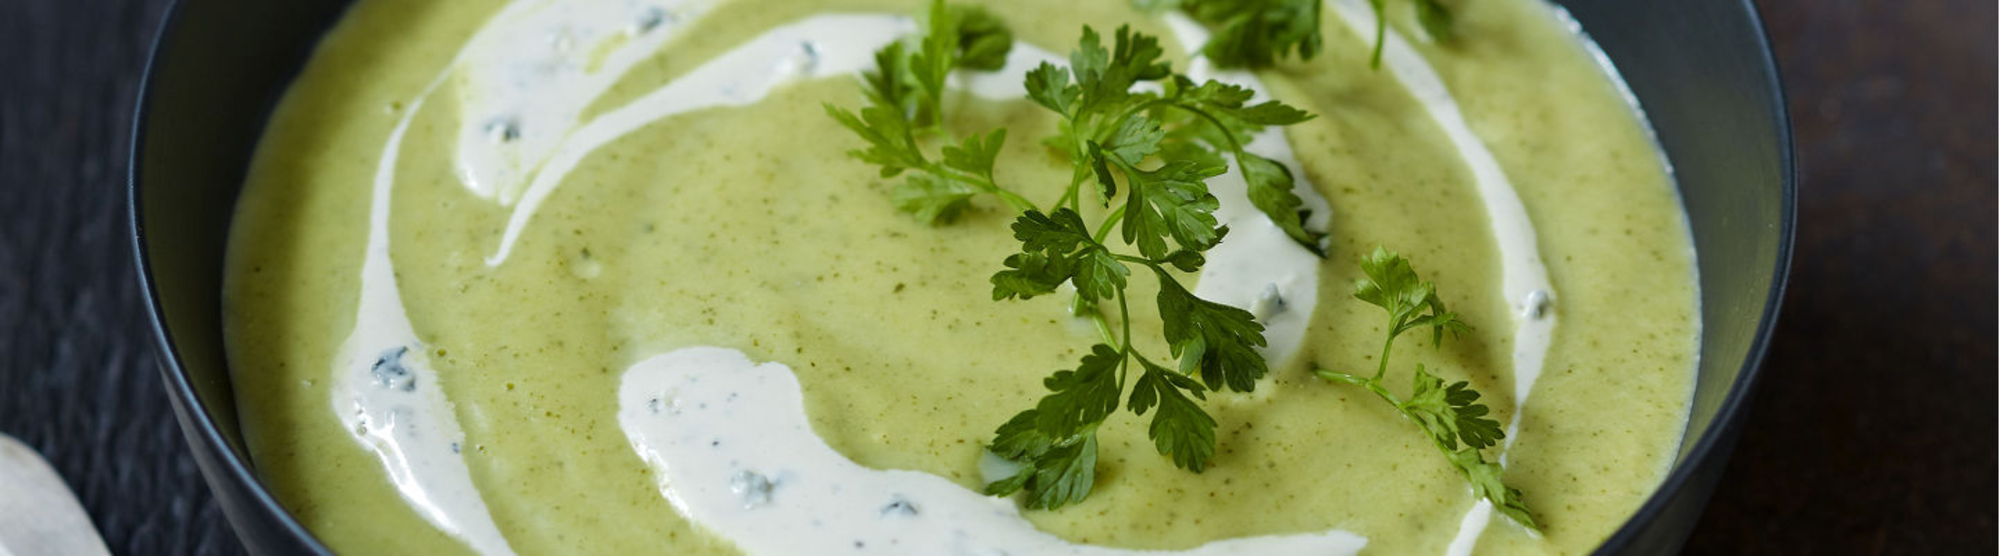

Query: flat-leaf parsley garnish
[1140,0,1456,68]
[823,0,1032,223]
[1313,247,1539,530]
[825,2,1326,510]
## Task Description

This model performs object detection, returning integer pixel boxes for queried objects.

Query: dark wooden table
[1,0,1991,553]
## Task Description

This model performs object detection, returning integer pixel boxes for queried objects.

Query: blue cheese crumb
[632,6,674,35]
[879,495,918,517]
[1523,289,1553,320]
[484,117,520,143]
[1249,283,1288,319]
[370,346,416,392]
[729,470,774,509]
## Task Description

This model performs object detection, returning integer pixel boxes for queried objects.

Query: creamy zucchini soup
[221,0,1698,553]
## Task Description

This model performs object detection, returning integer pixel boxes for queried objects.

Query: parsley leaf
[990,209,1128,302]
[1070,26,1172,118]
[1150,0,1323,69]
[1314,248,1538,530]
[1072,249,1130,303]
[1450,447,1534,527]
[1012,208,1094,254]
[890,173,980,223]
[1034,344,1127,439]
[986,409,1053,461]
[1404,364,1503,451]
[1128,356,1217,471]
[1154,76,1324,253]
[1144,0,1457,69]
[982,425,1101,510]
[1240,152,1324,253]
[911,1,1014,126]
[824,102,925,178]
[1120,159,1226,259]
[825,0,1033,224]
[1032,26,1325,254]
[1023,435,1099,510]
[1024,63,1078,115]
[990,252,1070,301]
[1101,116,1167,168]
[982,348,1118,510]
[982,408,1100,511]
[1154,266,1268,392]
[1415,0,1454,42]
[952,5,1014,70]
[941,128,1008,179]
[1169,76,1312,128]
[1355,246,1471,346]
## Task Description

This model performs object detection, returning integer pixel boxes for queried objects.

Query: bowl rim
[127,0,334,552]
[127,1,1797,553]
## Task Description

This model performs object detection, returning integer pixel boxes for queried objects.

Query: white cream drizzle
[617,347,1367,556]
[1318,0,1559,551]
[334,77,517,555]
[332,1,726,552]
[453,0,716,204]
[480,15,1085,267]
[483,14,914,265]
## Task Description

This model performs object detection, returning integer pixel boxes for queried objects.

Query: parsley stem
[1073,296,1119,346]
[1053,141,1091,213]
[1316,366,1508,515]
[1108,98,1251,155]
[1322,370,1460,457]
[1110,253,1158,266]
[1116,287,1134,353]
[994,188,1038,213]
[1173,104,1249,154]
[1093,205,1127,244]
[1372,328,1398,382]
[1069,179,1085,213]
[1108,98,1174,134]
[1314,371,1410,417]
[928,163,1037,213]
[1315,369,1368,385]
[1115,289,1135,385]
[1311,248,1536,529]
[1090,312,1118,346]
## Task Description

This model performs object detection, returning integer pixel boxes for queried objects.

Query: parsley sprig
[822,1,1030,223]
[984,24,1324,511]
[1313,248,1538,530]
[1027,26,1326,255]
[1142,0,1455,69]
[827,3,1326,510]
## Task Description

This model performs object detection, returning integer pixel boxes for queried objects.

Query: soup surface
[222,0,1699,554]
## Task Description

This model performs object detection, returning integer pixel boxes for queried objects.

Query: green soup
[222,0,1698,554]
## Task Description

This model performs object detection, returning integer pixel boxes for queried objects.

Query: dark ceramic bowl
[130,0,1794,553]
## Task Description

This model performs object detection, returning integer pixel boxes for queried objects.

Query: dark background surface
[1,0,1992,553]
